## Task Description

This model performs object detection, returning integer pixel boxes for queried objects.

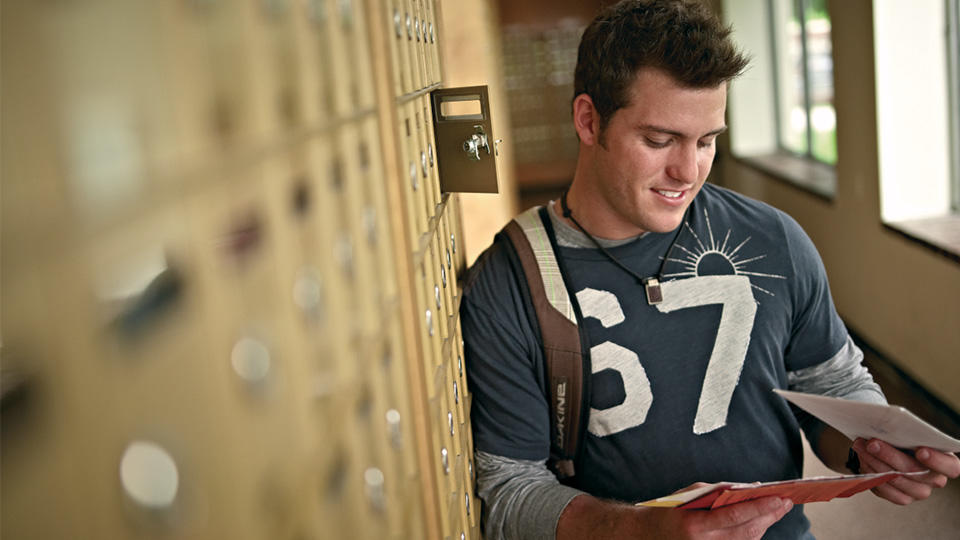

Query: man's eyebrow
[639,124,728,138]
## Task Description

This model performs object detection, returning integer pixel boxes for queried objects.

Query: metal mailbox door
[430,86,499,193]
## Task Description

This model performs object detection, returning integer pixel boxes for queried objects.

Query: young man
[460,1,960,539]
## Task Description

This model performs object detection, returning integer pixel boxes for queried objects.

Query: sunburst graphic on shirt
[661,208,786,297]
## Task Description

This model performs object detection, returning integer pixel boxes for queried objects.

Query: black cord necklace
[559,189,689,305]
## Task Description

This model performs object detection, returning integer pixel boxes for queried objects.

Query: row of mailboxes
[3,110,431,539]
[411,199,479,540]
[385,0,442,97]
[4,0,385,260]
[2,0,502,538]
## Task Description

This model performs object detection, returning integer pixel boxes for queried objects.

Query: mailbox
[430,86,500,193]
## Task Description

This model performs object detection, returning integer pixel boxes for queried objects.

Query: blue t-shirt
[462,184,848,539]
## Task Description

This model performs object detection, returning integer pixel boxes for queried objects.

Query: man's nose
[665,143,699,184]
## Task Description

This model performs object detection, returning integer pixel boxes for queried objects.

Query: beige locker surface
[2,0,484,538]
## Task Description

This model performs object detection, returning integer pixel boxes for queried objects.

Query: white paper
[636,483,730,507]
[774,389,960,453]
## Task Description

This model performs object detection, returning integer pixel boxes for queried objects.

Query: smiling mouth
[654,189,683,199]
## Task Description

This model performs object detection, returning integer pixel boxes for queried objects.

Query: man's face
[584,68,728,238]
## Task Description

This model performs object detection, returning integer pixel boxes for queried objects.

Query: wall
[715,0,960,411]
[439,0,519,265]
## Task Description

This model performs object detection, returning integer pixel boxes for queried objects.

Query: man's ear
[573,94,602,147]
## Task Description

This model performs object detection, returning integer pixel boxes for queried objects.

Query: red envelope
[679,472,907,509]
[638,471,926,510]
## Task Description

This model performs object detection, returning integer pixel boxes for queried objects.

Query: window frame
[948,0,960,211]
[767,0,835,166]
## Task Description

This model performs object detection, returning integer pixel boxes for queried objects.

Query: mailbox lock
[462,125,490,161]
[431,85,499,192]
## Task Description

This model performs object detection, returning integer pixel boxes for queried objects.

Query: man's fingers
[852,439,959,504]
[855,439,955,486]
[915,448,960,479]
[885,474,935,501]
[674,498,793,540]
[869,482,915,506]
[701,497,792,531]
[853,440,894,473]
[854,443,937,500]
[723,502,794,540]
[854,439,926,473]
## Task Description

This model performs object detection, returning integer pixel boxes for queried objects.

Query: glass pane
[772,0,808,155]
[805,0,836,164]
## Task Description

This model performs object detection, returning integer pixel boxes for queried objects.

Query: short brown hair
[574,0,749,130]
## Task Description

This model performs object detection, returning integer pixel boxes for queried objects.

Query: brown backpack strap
[503,218,585,479]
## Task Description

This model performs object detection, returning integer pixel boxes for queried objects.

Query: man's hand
[636,496,794,540]
[557,490,794,540]
[851,437,960,505]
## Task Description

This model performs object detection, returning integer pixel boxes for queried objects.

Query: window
[874,0,952,222]
[724,0,837,198]
[770,0,836,165]
[872,0,960,259]
[949,0,960,211]
[725,0,960,257]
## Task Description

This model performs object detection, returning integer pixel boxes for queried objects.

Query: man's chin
[645,215,687,234]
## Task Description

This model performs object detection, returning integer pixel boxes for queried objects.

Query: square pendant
[645,278,663,305]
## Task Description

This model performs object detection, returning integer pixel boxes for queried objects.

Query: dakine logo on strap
[555,377,568,448]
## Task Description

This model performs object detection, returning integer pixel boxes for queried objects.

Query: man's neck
[547,200,643,249]
[561,172,646,241]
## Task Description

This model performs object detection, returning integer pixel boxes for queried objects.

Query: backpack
[494,205,591,482]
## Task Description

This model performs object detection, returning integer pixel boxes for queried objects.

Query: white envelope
[774,389,960,453]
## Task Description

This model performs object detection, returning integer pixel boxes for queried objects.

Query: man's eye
[645,138,670,148]
[698,139,715,149]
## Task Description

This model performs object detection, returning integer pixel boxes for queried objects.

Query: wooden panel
[0,0,479,538]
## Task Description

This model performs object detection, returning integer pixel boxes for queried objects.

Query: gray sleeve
[475,450,583,540]
[786,334,886,446]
